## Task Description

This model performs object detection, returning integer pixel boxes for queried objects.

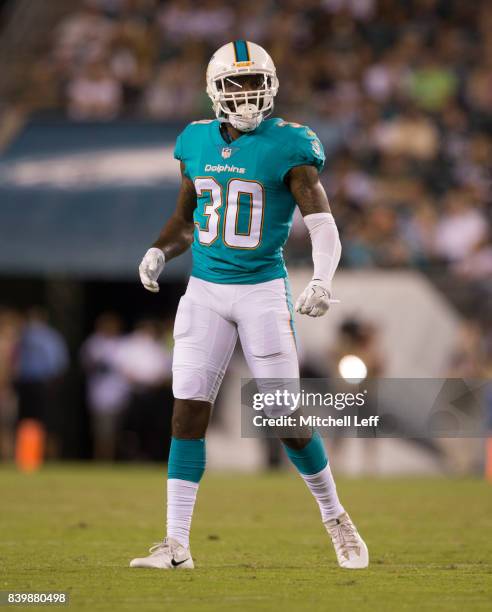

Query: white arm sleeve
[303,212,342,290]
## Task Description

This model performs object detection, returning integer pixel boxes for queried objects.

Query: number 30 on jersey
[194,177,264,249]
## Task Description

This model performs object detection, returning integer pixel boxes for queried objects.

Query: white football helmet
[206,40,279,132]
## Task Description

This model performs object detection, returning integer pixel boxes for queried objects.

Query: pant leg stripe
[283,277,297,344]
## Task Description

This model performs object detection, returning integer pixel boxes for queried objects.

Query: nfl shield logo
[221,147,232,159]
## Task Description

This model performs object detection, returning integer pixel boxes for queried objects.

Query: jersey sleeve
[173,123,194,178]
[278,124,326,182]
[174,132,184,162]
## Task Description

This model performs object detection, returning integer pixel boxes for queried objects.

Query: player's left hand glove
[139,248,165,293]
[295,280,332,317]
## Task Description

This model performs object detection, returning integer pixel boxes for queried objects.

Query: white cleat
[130,537,194,569]
[324,512,369,569]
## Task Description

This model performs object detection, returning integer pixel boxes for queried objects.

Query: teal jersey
[174,118,325,284]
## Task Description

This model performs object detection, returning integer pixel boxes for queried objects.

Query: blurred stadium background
[0,0,491,476]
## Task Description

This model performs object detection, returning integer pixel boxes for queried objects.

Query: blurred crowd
[0,306,174,462]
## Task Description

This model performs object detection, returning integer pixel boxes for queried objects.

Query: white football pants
[172,276,299,405]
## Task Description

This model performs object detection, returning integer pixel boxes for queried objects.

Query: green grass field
[1,465,491,612]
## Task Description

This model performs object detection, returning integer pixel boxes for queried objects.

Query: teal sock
[168,437,206,483]
[283,431,328,475]
[167,437,205,547]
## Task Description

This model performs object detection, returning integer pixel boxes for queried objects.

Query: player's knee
[172,398,211,439]
[172,366,215,402]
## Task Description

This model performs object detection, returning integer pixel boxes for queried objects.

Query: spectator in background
[465,62,492,127]
[67,61,122,120]
[80,312,129,461]
[401,198,439,265]
[454,236,492,282]
[15,308,69,459]
[109,17,155,112]
[157,0,234,45]
[328,317,385,473]
[372,105,439,160]
[53,2,115,71]
[142,57,201,119]
[330,318,385,381]
[363,48,408,103]
[115,319,172,461]
[433,191,488,263]
[447,320,486,378]
[406,52,458,113]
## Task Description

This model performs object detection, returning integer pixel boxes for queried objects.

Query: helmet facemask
[207,71,278,132]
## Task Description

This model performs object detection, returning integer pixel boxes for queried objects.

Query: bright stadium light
[338,354,368,384]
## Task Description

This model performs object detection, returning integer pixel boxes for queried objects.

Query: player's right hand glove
[295,279,332,317]
[139,248,165,293]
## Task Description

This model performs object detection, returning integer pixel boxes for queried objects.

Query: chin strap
[229,113,263,132]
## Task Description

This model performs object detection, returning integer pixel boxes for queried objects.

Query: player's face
[220,74,271,114]
[222,74,266,93]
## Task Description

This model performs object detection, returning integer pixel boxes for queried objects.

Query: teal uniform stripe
[283,431,328,475]
[233,40,250,62]
[283,277,297,341]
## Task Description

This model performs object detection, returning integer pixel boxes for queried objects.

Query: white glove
[295,280,332,317]
[139,248,165,293]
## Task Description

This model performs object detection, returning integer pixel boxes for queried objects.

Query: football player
[131,41,368,570]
